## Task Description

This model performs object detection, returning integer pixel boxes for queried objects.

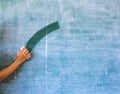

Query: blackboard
[0,0,120,94]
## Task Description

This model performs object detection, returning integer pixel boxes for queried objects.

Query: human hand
[16,47,31,63]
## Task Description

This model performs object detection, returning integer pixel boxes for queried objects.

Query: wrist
[15,58,25,65]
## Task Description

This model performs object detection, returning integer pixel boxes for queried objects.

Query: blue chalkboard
[0,0,120,94]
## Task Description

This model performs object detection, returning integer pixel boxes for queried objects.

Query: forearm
[0,47,31,82]
[0,59,22,82]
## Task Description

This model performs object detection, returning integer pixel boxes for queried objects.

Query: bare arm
[0,47,31,82]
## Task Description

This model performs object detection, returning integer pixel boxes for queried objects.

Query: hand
[16,47,31,63]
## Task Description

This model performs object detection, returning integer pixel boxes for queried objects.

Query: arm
[0,47,31,82]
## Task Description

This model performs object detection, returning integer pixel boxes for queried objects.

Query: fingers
[27,53,31,59]
[20,47,29,54]
[22,48,29,55]
[19,46,31,58]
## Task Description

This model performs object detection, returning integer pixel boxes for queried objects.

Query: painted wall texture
[0,0,120,94]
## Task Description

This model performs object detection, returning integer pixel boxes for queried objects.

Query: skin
[0,47,31,82]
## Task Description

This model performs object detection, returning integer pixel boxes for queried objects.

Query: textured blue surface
[0,0,120,94]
